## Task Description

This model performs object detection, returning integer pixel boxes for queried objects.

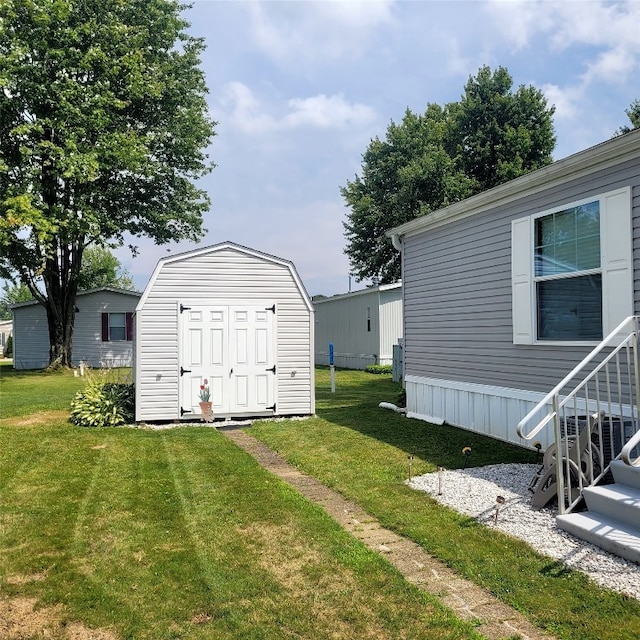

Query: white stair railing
[517,316,640,514]
[621,429,640,467]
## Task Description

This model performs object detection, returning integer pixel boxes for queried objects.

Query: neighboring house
[0,319,12,355]
[313,282,403,369]
[11,287,140,370]
[134,241,315,422]
[387,128,640,450]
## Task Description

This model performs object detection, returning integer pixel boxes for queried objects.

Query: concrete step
[610,459,640,490]
[556,511,640,564]
[582,482,640,530]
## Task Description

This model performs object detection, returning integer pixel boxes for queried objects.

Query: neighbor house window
[511,187,632,345]
[101,312,133,342]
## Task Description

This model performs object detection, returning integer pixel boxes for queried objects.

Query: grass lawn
[0,362,481,640]
[249,367,640,640]
[2,363,640,639]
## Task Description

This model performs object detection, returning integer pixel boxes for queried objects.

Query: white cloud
[217,82,377,135]
[283,94,376,129]
[483,0,640,152]
[218,81,276,135]
[583,46,639,86]
[247,0,395,65]
[483,0,556,50]
[540,83,582,121]
[485,0,640,82]
[548,1,640,51]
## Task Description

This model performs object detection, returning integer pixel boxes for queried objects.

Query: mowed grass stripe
[249,368,640,640]
[158,428,480,640]
[1,407,482,639]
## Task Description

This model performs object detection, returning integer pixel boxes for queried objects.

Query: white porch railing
[517,316,640,514]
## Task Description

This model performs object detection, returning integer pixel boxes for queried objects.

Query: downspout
[390,232,405,393]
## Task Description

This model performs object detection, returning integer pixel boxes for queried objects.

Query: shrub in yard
[70,370,134,427]
[365,364,392,375]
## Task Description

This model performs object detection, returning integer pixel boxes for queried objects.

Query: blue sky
[117,0,640,297]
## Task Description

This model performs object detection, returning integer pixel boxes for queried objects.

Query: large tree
[342,66,556,282]
[342,105,476,283]
[0,0,215,367]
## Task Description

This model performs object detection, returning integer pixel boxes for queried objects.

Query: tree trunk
[44,288,77,369]
[42,242,81,369]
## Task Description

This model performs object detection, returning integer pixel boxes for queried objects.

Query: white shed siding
[379,286,403,365]
[314,283,402,369]
[0,320,12,351]
[314,288,379,369]
[11,289,139,370]
[135,244,314,422]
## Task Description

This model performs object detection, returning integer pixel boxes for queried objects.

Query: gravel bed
[408,463,640,600]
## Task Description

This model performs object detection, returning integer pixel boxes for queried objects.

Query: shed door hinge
[266,403,276,412]
[266,365,276,374]
[180,304,191,314]
[265,304,276,314]
[180,407,192,416]
[180,366,191,377]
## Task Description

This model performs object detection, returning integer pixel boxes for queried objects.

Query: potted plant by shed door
[179,303,277,419]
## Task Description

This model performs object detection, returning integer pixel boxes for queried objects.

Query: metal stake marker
[407,454,414,481]
[438,467,444,495]
[329,342,335,393]
[494,495,505,524]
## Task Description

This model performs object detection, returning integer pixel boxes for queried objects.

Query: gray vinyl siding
[73,291,138,367]
[11,305,50,369]
[135,246,313,422]
[403,157,640,395]
[11,289,138,370]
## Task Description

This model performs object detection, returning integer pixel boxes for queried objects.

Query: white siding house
[11,287,140,370]
[134,242,315,422]
[314,283,403,369]
[387,129,640,449]
[0,319,12,355]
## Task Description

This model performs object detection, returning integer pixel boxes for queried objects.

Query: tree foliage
[342,66,556,282]
[617,99,640,135]
[342,105,475,283]
[0,281,32,319]
[78,246,136,291]
[0,0,215,367]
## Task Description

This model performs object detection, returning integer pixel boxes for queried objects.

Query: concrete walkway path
[221,428,557,640]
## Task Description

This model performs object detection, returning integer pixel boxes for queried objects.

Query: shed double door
[179,303,276,418]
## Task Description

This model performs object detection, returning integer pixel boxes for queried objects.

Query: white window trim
[511,186,633,346]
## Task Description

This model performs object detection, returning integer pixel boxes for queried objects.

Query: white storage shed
[134,242,315,422]
[313,282,403,369]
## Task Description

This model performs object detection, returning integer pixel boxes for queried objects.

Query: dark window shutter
[125,312,133,341]
[101,313,109,342]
